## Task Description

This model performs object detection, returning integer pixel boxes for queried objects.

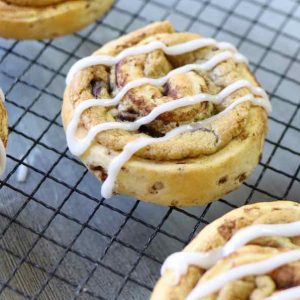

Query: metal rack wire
[0,0,300,299]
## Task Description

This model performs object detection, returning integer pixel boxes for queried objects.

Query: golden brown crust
[151,201,300,300]
[0,0,114,39]
[62,21,268,205]
[64,23,259,161]
[0,100,8,147]
[3,0,63,6]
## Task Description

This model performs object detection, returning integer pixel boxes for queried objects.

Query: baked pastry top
[4,0,63,6]
[0,0,114,39]
[62,21,270,206]
[152,201,300,299]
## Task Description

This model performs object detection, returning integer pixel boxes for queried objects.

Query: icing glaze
[69,51,246,110]
[16,159,29,183]
[161,221,300,280]
[186,250,300,300]
[66,38,248,84]
[161,220,300,298]
[264,286,300,300]
[66,37,271,199]
[67,78,270,156]
[0,88,4,102]
[0,88,6,176]
[101,94,269,198]
[161,249,222,284]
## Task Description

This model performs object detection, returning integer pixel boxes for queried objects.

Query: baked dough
[62,21,269,206]
[0,96,8,148]
[0,0,114,39]
[0,89,8,175]
[4,0,63,6]
[152,200,300,299]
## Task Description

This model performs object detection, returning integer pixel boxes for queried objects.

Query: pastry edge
[0,0,114,39]
[63,79,267,206]
[151,200,300,299]
[61,20,268,206]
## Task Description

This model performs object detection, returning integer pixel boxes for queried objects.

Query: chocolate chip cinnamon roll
[62,21,270,206]
[152,201,300,300]
[4,0,63,5]
[0,0,114,39]
[0,88,8,176]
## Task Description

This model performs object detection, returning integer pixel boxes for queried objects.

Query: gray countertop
[0,0,300,299]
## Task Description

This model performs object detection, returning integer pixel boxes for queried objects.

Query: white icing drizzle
[264,286,300,300]
[0,88,6,177]
[160,220,300,299]
[161,221,300,279]
[101,94,269,198]
[16,159,29,183]
[66,37,271,198]
[66,38,248,84]
[69,51,245,110]
[186,250,300,300]
[161,249,222,284]
[0,88,5,102]
[67,78,270,157]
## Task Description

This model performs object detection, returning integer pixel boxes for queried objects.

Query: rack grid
[0,0,300,299]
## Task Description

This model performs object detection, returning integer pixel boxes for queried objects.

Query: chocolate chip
[212,47,219,51]
[149,181,164,194]
[118,110,139,122]
[163,83,169,96]
[236,172,247,183]
[91,80,106,98]
[218,175,228,185]
[90,165,107,181]
[139,125,163,137]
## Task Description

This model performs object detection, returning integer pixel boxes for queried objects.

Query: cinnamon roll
[4,0,63,6]
[0,88,8,176]
[62,21,270,206]
[152,201,300,300]
[0,0,114,39]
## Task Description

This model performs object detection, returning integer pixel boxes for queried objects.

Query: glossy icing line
[67,78,270,156]
[161,221,300,281]
[69,51,245,109]
[101,94,269,198]
[186,250,300,300]
[16,158,29,183]
[66,38,248,84]
[264,286,300,300]
[161,220,300,298]
[0,88,5,102]
[161,249,223,284]
[66,36,270,199]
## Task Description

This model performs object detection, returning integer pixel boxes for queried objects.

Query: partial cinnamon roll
[0,88,8,176]
[62,21,270,206]
[152,201,300,300]
[0,0,114,39]
[4,0,63,6]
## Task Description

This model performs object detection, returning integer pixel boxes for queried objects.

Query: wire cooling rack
[0,0,300,299]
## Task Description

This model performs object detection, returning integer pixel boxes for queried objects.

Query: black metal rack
[0,0,300,299]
